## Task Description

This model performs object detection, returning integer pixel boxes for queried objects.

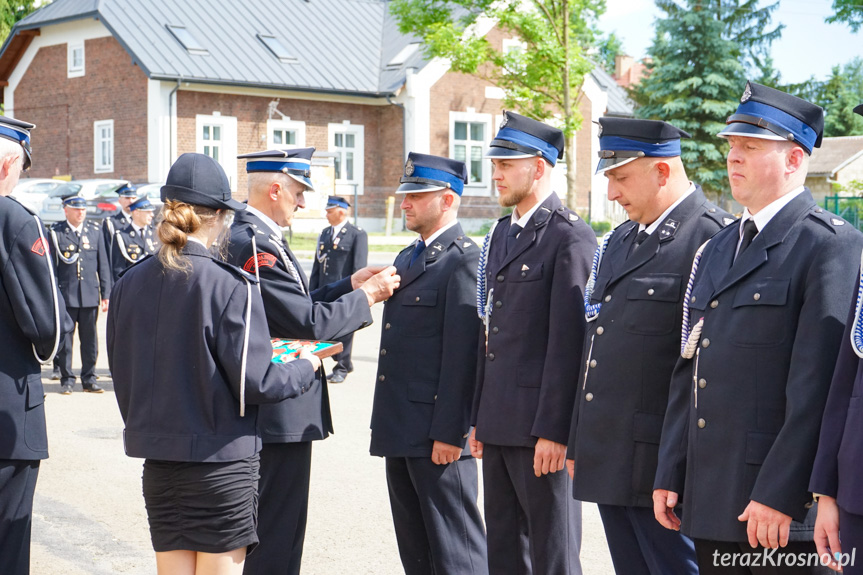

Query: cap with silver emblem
[485,110,565,166]
[239,147,316,191]
[595,117,690,174]
[396,152,468,195]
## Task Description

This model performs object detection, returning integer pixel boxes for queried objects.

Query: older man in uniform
[0,115,71,575]
[110,197,156,284]
[50,195,111,394]
[371,153,487,575]
[310,196,368,382]
[565,118,731,575]
[653,82,863,575]
[470,111,595,574]
[227,148,399,575]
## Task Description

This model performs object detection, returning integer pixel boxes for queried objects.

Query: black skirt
[142,454,261,554]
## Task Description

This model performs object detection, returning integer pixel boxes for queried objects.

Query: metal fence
[823,196,863,231]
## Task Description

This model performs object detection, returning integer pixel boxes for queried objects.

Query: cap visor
[395,182,446,194]
[288,173,315,192]
[484,147,536,160]
[717,123,787,142]
[595,156,638,175]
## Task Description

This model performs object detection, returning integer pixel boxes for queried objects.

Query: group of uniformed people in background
[4,79,863,575]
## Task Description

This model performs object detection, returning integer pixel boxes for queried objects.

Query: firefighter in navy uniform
[470,110,595,575]
[101,182,135,260]
[0,115,72,575]
[371,153,488,575]
[110,197,157,284]
[226,148,399,575]
[310,196,368,382]
[565,118,732,575]
[50,195,111,394]
[654,83,863,575]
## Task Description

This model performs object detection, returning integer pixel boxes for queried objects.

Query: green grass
[284,233,408,252]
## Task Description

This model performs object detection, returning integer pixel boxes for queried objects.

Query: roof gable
[808,136,863,176]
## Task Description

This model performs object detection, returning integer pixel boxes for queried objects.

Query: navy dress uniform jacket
[568,188,729,508]
[227,209,372,443]
[471,193,595,446]
[107,242,316,463]
[810,296,863,515]
[0,196,71,460]
[371,223,481,456]
[655,189,863,542]
[50,219,111,307]
[309,221,368,290]
[110,223,157,284]
[102,211,130,260]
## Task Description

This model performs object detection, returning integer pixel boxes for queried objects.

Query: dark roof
[588,65,634,117]
[7,0,427,96]
[808,136,863,176]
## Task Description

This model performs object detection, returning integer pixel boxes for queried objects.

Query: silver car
[10,178,65,213]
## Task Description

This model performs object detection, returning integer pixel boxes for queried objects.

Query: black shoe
[51,369,61,381]
[59,384,73,395]
[328,373,346,383]
[83,383,104,394]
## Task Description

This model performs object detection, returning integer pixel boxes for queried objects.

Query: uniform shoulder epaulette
[613,219,632,231]
[453,234,478,253]
[553,204,581,226]
[86,220,102,231]
[808,207,849,234]
[702,205,737,228]
[213,258,260,284]
[50,220,64,231]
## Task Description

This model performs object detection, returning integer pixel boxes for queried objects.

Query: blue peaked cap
[718,81,824,154]
[485,110,564,166]
[397,152,468,195]
[326,196,351,209]
[63,195,86,208]
[129,197,155,211]
[0,115,34,170]
[239,147,316,191]
[596,117,690,174]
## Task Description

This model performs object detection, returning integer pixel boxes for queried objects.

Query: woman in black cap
[107,153,320,575]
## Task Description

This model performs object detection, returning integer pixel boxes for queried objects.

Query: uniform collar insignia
[723,217,736,226]
[521,264,529,271]
[659,218,680,239]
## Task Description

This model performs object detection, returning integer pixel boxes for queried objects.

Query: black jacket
[371,223,480,457]
[655,190,863,541]
[567,187,729,508]
[227,209,372,443]
[107,241,317,463]
[0,196,72,460]
[310,221,368,290]
[471,193,595,447]
[50,219,111,307]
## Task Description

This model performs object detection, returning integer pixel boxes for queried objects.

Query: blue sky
[599,0,862,84]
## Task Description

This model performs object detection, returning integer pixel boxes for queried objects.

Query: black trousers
[57,306,98,386]
[385,455,488,575]
[838,506,863,575]
[482,444,582,575]
[0,460,40,575]
[598,503,698,575]
[331,332,354,376]
[243,442,312,575]
[694,539,833,574]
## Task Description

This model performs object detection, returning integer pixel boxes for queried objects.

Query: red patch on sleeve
[31,238,47,256]
[243,253,277,272]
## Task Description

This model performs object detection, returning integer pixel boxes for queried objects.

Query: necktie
[736,219,758,259]
[410,240,426,268]
[506,224,522,254]
[628,230,650,258]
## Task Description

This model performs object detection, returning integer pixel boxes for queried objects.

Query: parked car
[10,178,65,213]
[40,179,129,223]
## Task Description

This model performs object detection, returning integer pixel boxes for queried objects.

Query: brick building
[0,0,632,232]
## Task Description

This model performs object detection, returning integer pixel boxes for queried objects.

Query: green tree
[827,0,863,32]
[631,0,743,203]
[786,59,863,137]
[596,31,623,75]
[715,0,782,79]
[1,0,42,44]
[389,0,605,211]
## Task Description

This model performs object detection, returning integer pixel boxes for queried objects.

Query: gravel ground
[29,256,614,574]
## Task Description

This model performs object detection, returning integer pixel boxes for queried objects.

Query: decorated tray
[271,339,344,363]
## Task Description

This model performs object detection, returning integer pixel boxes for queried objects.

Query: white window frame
[68,41,85,78]
[196,113,238,191]
[267,119,306,150]
[449,111,492,196]
[93,120,114,173]
[328,122,364,196]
